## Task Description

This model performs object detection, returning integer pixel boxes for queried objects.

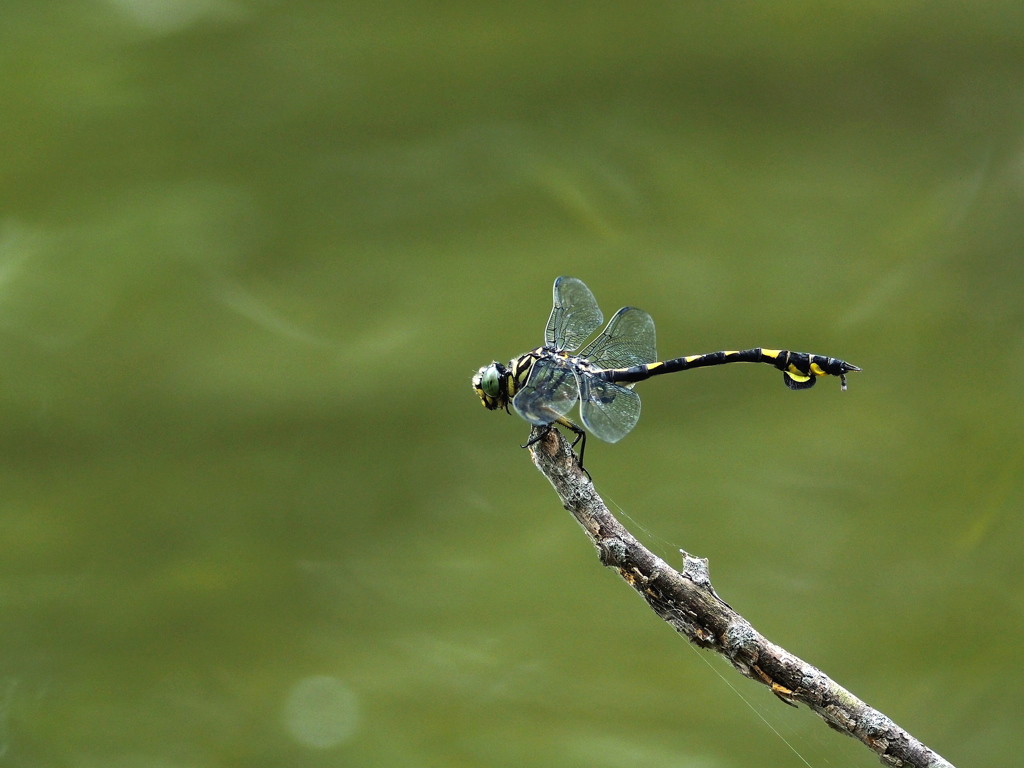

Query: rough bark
[527,426,954,768]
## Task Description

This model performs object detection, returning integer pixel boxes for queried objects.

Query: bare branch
[527,427,954,768]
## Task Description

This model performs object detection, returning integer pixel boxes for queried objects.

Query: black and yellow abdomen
[599,348,860,391]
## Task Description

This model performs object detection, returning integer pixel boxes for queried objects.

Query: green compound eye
[480,365,501,397]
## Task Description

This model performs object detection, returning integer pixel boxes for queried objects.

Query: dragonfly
[472,276,860,470]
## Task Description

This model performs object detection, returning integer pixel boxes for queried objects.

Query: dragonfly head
[472,362,510,412]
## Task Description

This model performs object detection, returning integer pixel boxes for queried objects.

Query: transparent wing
[512,356,580,426]
[545,276,603,352]
[578,306,657,370]
[579,374,641,443]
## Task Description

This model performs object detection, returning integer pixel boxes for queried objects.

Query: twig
[527,426,954,768]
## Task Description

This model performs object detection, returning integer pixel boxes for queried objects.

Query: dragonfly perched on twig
[473,276,859,471]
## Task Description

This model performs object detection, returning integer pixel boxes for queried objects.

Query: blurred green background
[1,1,1022,766]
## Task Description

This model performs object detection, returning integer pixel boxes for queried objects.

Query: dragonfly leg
[556,417,591,481]
[521,420,591,481]
[521,424,553,450]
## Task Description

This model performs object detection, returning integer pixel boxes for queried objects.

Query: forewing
[512,356,580,426]
[579,374,641,443]
[545,276,603,352]
[579,306,657,369]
